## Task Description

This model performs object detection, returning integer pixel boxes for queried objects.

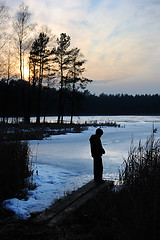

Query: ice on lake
[3,115,160,219]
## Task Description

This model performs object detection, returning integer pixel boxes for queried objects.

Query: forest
[0,79,160,122]
[0,2,91,124]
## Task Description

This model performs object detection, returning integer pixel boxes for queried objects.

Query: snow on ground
[3,116,160,219]
[3,164,92,219]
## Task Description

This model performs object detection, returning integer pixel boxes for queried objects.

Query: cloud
[5,0,160,94]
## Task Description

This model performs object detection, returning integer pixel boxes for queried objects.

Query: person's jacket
[89,134,105,157]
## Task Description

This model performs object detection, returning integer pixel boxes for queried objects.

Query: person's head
[95,128,103,137]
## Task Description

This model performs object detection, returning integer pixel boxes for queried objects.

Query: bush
[0,135,33,202]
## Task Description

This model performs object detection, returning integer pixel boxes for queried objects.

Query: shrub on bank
[0,135,33,202]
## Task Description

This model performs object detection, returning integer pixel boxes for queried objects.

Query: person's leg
[97,156,103,181]
[94,157,99,182]
[94,156,103,182]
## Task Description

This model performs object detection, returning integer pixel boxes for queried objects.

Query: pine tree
[68,47,92,124]
[30,32,50,123]
[52,33,71,124]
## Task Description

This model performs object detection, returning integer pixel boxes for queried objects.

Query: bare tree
[0,1,11,79]
[12,2,36,123]
[0,1,9,51]
[13,2,34,80]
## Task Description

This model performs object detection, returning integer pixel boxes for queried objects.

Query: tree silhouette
[0,1,9,51]
[68,47,92,123]
[52,33,72,124]
[29,32,50,123]
[13,3,33,80]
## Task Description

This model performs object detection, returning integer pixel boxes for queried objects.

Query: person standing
[89,128,105,183]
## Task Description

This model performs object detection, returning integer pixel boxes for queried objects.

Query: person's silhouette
[89,128,105,183]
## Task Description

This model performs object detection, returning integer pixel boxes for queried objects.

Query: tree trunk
[57,88,63,124]
[36,58,43,124]
[70,82,75,124]
[43,84,49,123]
[57,57,63,124]
[20,40,23,80]
[36,82,41,124]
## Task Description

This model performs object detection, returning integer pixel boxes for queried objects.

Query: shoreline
[0,121,120,141]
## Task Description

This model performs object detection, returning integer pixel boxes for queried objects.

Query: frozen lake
[30,115,160,180]
[4,115,160,218]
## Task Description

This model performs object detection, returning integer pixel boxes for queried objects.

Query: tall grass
[119,128,160,239]
[120,128,160,191]
[0,133,33,202]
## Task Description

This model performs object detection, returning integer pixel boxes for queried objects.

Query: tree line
[83,92,160,115]
[0,79,160,121]
[0,2,91,124]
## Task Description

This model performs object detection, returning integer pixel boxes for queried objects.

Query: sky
[6,0,160,95]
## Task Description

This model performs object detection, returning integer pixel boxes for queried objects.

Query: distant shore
[0,121,120,141]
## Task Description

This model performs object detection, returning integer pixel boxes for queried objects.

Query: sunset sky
[6,0,160,95]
